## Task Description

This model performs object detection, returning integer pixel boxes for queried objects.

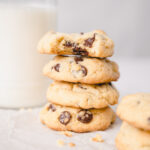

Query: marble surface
[0,58,150,150]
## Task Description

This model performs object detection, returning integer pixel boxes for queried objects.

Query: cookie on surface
[117,93,150,131]
[40,103,116,133]
[47,81,119,109]
[115,122,150,150]
[43,55,120,84]
[37,30,114,58]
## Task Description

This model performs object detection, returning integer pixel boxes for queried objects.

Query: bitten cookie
[37,30,114,58]
[43,56,119,84]
[117,93,150,131]
[40,103,116,133]
[116,122,150,150]
[47,81,119,109]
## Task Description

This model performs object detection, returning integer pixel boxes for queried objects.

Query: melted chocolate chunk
[80,32,84,35]
[78,84,87,90]
[77,110,93,123]
[53,64,60,72]
[47,104,56,112]
[64,41,88,56]
[73,46,88,56]
[84,34,96,48]
[64,41,76,47]
[80,65,87,76]
[74,56,83,64]
[59,111,72,125]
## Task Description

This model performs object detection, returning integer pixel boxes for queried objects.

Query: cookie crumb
[92,134,104,143]
[57,139,65,147]
[68,142,75,147]
[60,131,73,137]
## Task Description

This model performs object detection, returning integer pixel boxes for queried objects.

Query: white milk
[0,4,56,108]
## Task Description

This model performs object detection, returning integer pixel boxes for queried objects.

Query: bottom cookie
[40,103,116,133]
[116,122,150,150]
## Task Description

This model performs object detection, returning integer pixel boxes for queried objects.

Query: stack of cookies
[38,30,120,133]
[116,93,150,150]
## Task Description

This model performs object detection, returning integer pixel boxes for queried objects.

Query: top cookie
[37,30,114,58]
[117,93,150,131]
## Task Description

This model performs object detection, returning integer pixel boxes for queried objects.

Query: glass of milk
[0,0,57,108]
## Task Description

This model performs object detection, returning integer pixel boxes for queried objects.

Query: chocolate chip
[78,84,87,90]
[47,104,56,112]
[108,82,112,86]
[80,65,87,76]
[77,110,93,123]
[137,100,141,104]
[74,56,83,64]
[63,41,76,47]
[147,117,150,124]
[73,46,88,56]
[72,65,88,78]
[84,34,96,48]
[80,32,84,35]
[59,111,72,125]
[53,64,60,72]
[96,83,103,86]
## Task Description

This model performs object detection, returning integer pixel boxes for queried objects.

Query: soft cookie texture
[117,93,150,131]
[43,55,119,84]
[47,81,119,109]
[116,122,150,150]
[37,30,114,58]
[40,103,116,133]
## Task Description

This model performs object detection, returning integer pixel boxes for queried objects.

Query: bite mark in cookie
[73,46,88,56]
[63,41,88,56]
[59,111,72,125]
[38,30,114,58]
[77,110,93,123]
[63,41,76,47]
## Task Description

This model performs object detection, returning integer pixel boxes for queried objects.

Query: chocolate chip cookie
[43,56,119,84]
[37,30,114,58]
[117,93,150,131]
[40,103,116,133]
[47,81,119,109]
[116,122,150,150]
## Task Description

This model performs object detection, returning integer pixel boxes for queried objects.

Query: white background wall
[57,0,150,58]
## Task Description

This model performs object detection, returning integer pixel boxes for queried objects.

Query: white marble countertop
[0,58,150,150]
